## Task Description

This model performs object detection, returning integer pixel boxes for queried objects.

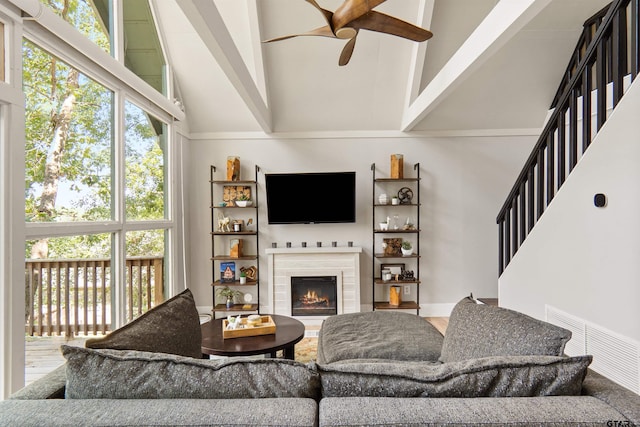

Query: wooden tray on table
[222,315,276,339]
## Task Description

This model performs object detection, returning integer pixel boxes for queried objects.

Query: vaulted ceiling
[152,0,611,136]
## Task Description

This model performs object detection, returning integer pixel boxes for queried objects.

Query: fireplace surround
[265,246,362,324]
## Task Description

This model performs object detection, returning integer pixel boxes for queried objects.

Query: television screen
[265,172,356,224]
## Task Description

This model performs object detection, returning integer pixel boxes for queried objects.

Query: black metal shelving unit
[209,164,260,318]
[371,162,421,314]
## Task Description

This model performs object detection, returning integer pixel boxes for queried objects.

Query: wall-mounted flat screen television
[265,172,356,224]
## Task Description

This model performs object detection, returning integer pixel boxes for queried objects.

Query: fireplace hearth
[291,276,337,316]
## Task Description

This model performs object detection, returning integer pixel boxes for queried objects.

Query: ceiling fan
[263,0,433,66]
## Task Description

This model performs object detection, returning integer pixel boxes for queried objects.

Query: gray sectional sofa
[2,291,639,426]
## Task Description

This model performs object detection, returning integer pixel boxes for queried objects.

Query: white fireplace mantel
[265,247,362,255]
[265,247,362,325]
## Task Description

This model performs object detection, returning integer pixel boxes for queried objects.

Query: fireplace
[291,276,338,316]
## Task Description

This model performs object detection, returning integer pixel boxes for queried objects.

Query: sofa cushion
[317,311,444,364]
[317,355,592,398]
[0,398,319,427]
[85,288,202,358]
[440,297,572,362]
[62,345,320,400]
[319,396,630,427]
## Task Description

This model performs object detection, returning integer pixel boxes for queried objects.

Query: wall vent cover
[546,305,639,394]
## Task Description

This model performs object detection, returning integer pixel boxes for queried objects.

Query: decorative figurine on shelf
[217,212,231,232]
[379,216,389,231]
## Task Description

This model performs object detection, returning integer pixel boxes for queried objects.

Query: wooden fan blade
[350,11,433,42]
[263,25,336,43]
[333,0,387,31]
[338,35,358,66]
[305,0,334,30]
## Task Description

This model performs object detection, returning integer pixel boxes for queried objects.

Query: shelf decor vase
[389,286,402,306]
[226,297,233,309]
[390,154,404,179]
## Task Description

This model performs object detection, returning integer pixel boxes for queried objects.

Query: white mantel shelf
[265,246,362,255]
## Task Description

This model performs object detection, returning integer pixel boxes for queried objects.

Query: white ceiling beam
[177,0,272,132]
[401,0,553,131]
[404,0,434,109]
[247,0,269,105]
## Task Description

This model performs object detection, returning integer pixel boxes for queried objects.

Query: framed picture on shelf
[220,261,236,283]
[381,263,404,280]
[383,238,402,256]
[223,186,251,207]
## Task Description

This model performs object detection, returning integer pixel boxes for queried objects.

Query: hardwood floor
[24,316,450,386]
[425,317,449,335]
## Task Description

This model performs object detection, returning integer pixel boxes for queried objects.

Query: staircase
[496,0,639,274]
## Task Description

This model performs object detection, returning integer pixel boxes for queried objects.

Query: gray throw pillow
[85,288,202,358]
[317,355,592,398]
[440,297,572,362]
[62,345,320,400]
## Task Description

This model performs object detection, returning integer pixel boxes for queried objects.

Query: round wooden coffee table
[201,314,305,360]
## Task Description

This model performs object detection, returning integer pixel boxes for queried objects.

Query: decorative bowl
[235,200,252,207]
[247,314,262,327]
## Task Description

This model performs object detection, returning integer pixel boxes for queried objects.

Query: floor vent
[546,305,640,394]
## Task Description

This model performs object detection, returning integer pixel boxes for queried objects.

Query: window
[39,1,167,95]
[22,4,175,335]
[25,234,113,336]
[23,41,113,223]
[38,0,110,54]
[125,100,166,221]
[125,229,165,321]
[1,0,181,398]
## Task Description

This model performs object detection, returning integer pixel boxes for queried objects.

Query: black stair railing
[497,0,639,275]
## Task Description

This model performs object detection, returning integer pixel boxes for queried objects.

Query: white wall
[500,78,640,341]
[185,135,533,315]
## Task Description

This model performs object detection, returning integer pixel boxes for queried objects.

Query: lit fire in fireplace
[300,289,329,307]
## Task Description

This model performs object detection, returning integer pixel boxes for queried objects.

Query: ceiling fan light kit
[263,0,433,66]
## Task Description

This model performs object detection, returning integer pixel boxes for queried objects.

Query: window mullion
[112,90,126,329]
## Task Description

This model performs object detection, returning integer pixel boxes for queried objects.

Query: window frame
[0,0,186,398]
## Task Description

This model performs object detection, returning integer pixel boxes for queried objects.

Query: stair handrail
[497,0,638,274]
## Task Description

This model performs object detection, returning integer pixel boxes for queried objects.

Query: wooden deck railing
[497,0,639,275]
[25,256,164,336]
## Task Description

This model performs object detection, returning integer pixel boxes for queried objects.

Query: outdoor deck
[25,334,103,386]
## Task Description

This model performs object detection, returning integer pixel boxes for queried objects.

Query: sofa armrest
[582,369,640,425]
[9,364,66,400]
